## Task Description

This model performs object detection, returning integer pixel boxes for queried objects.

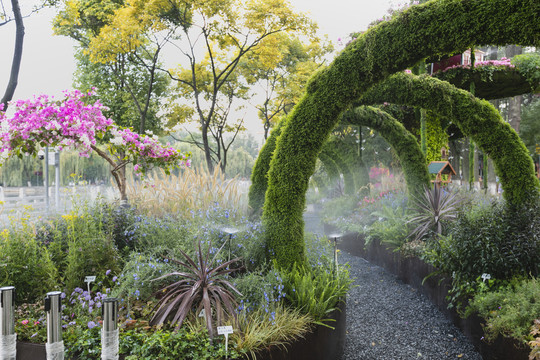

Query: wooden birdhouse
[428,161,456,187]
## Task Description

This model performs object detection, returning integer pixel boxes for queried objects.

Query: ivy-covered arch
[317,148,341,185]
[433,53,540,100]
[341,106,430,198]
[262,0,540,268]
[248,118,356,216]
[357,72,539,203]
[320,142,356,196]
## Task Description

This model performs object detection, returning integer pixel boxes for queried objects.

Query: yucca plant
[149,240,243,338]
[408,185,462,241]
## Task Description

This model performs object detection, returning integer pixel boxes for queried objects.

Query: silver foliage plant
[408,185,462,241]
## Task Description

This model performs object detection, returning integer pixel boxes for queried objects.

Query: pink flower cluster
[369,166,390,180]
[439,57,514,74]
[0,90,190,176]
[1,90,112,159]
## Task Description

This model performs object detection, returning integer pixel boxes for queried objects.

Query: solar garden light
[220,227,240,262]
[328,233,343,275]
[0,286,16,360]
[45,291,64,360]
[101,298,119,360]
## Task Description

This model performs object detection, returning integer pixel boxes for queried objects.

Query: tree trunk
[201,123,215,172]
[1,0,25,111]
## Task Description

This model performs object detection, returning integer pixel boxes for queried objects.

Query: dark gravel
[339,250,482,360]
[304,208,482,359]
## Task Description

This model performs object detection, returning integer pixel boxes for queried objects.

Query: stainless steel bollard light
[0,286,16,360]
[45,291,64,360]
[101,298,119,360]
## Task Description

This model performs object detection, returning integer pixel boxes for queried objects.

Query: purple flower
[106,269,111,276]
[87,321,97,329]
[112,276,118,282]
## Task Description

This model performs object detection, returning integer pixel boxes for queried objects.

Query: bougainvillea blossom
[0,90,191,200]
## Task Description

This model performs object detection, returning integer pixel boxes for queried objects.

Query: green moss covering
[262,0,540,268]
[248,117,287,217]
[317,149,340,185]
[425,111,449,164]
[342,106,430,198]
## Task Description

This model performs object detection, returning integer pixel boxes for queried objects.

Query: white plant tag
[85,276,96,293]
[217,326,233,335]
[217,326,234,355]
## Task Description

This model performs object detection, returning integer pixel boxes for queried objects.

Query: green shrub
[62,212,121,292]
[120,328,240,360]
[281,263,352,326]
[111,253,175,302]
[0,214,57,303]
[367,203,411,249]
[467,278,540,345]
[423,198,540,308]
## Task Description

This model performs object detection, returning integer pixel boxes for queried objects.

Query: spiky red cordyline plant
[149,240,243,338]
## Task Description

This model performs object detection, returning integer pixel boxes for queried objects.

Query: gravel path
[340,250,482,360]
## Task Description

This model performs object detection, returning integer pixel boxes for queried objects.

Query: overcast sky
[0,0,393,136]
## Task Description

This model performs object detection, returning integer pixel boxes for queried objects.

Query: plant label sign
[217,326,234,355]
[217,326,233,335]
[85,276,96,292]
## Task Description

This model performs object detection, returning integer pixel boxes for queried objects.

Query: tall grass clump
[127,166,248,219]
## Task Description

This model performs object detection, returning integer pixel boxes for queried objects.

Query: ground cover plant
[1,176,351,359]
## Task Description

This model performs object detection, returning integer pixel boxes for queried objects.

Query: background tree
[53,0,182,134]
[84,0,315,173]
[1,0,56,110]
[242,33,333,139]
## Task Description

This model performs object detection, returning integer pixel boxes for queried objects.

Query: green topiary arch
[317,148,341,185]
[321,140,356,196]
[341,106,430,198]
[357,72,540,204]
[262,0,540,269]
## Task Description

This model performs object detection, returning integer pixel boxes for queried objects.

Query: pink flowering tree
[0,90,191,201]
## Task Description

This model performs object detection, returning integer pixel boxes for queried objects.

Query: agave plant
[408,185,462,241]
[149,240,243,337]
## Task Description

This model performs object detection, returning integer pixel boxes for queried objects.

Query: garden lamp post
[0,286,16,360]
[45,291,63,360]
[220,227,240,262]
[102,298,119,360]
[328,233,343,276]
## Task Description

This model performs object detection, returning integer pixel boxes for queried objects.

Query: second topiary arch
[260,0,540,269]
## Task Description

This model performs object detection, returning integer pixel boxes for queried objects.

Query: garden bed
[329,226,530,360]
[253,301,346,360]
[15,303,345,360]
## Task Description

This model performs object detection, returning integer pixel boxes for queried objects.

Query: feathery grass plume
[127,165,248,218]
